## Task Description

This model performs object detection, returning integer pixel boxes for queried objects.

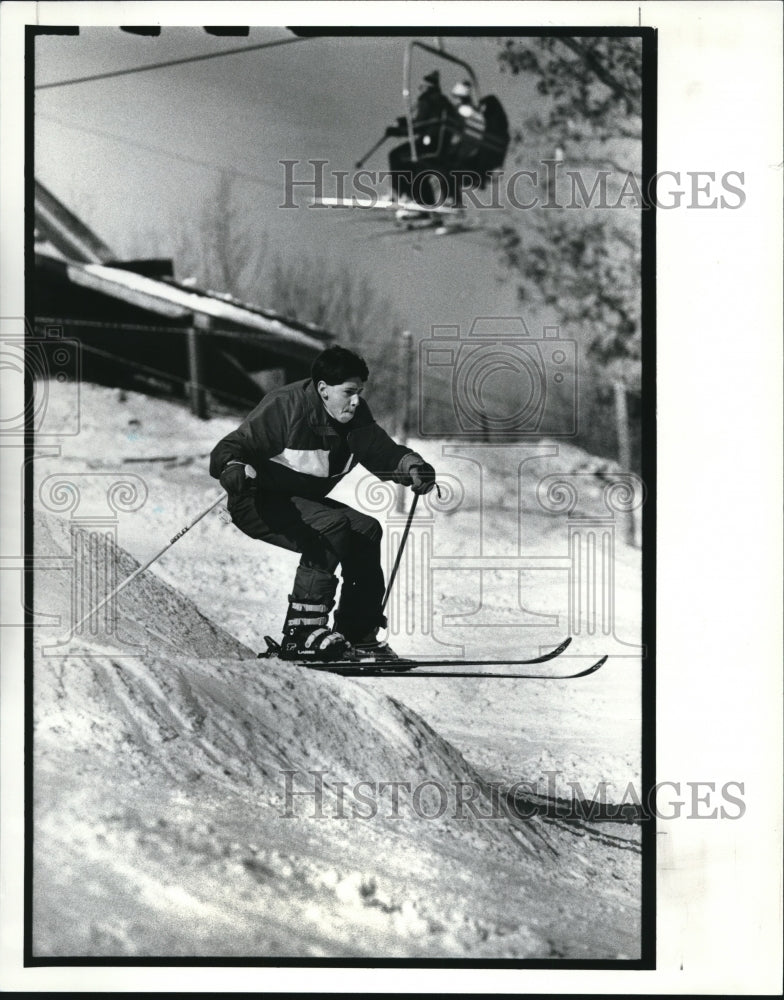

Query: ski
[257,636,608,678]
[259,634,571,668]
[276,656,607,680]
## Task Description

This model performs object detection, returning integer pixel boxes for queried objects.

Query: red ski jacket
[210,378,423,500]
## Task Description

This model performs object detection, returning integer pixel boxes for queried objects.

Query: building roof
[64,260,330,352]
[33,180,335,411]
[34,178,334,349]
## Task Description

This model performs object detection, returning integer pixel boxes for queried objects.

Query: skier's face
[318,379,365,423]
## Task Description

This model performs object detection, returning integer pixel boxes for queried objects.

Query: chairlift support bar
[403,40,480,162]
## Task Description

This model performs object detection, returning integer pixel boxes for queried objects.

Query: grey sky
[34,27,544,341]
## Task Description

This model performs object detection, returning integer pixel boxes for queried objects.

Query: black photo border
[23,22,657,973]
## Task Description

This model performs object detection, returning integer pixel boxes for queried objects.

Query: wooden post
[186,315,209,420]
[614,380,631,470]
[614,380,635,545]
[396,330,414,513]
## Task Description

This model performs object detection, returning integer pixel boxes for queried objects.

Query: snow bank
[27,381,642,958]
[32,512,605,959]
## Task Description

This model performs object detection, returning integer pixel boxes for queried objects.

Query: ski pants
[227,489,386,640]
[388,143,445,205]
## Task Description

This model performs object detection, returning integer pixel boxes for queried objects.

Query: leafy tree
[495,36,643,393]
[500,36,642,140]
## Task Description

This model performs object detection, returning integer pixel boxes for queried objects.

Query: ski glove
[409,462,437,495]
[220,461,254,496]
[385,116,407,138]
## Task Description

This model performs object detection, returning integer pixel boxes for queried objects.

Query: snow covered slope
[28,382,642,959]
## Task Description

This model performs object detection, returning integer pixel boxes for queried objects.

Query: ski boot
[343,626,415,670]
[280,600,349,662]
[350,633,401,662]
[279,568,349,662]
[394,195,423,223]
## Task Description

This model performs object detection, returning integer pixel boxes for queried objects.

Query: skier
[441,79,487,205]
[448,79,486,162]
[210,345,437,662]
[386,69,462,207]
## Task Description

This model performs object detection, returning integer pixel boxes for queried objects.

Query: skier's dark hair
[311,346,369,386]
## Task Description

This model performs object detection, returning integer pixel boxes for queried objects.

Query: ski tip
[576,654,608,677]
[526,635,572,664]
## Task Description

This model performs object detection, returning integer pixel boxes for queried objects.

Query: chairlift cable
[36,113,282,189]
[35,35,309,90]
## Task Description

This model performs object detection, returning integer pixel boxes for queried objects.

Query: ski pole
[381,480,445,612]
[381,493,418,612]
[381,480,446,612]
[71,491,227,633]
[381,491,420,613]
[354,134,388,169]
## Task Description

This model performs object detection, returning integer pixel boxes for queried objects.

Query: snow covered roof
[64,260,331,351]
[34,178,333,353]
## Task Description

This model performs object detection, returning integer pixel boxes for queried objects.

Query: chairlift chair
[402,39,510,181]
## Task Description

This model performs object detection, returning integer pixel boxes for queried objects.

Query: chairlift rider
[448,79,485,159]
[446,79,511,203]
[441,79,486,204]
[386,70,461,209]
[380,71,511,211]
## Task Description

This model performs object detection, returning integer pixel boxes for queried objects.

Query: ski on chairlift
[309,194,470,237]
